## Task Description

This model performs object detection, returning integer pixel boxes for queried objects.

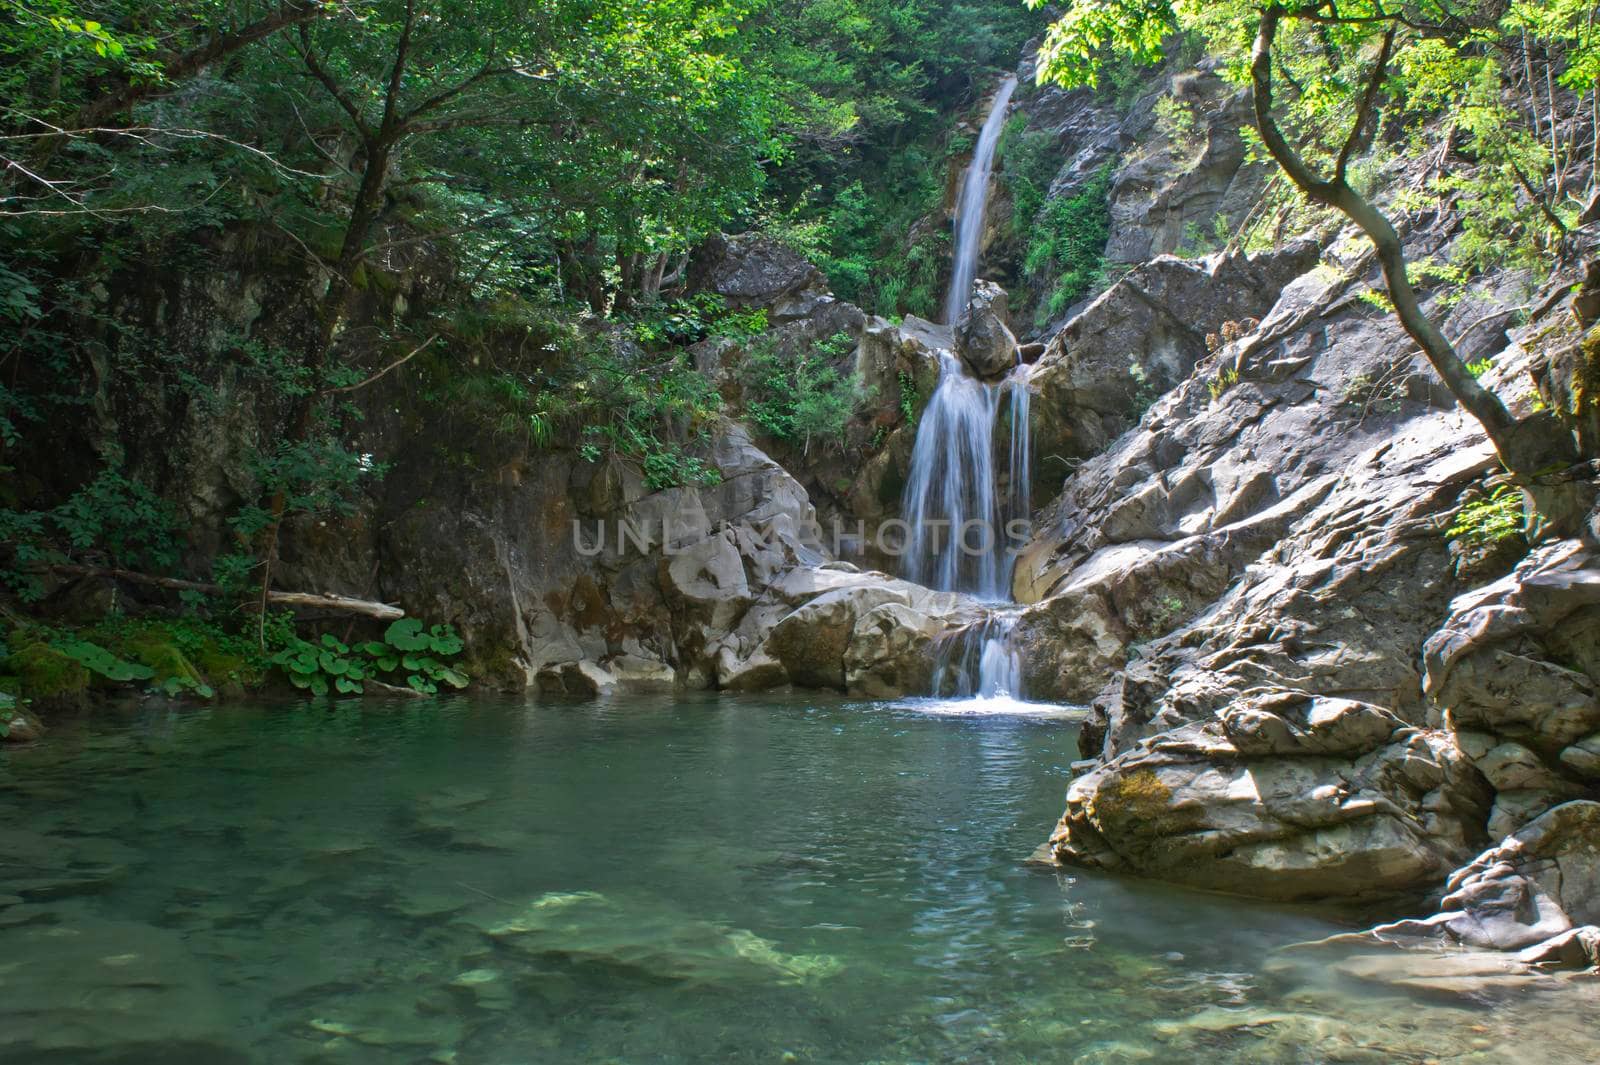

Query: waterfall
[933,612,1023,699]
[943,76,1017,326]
[901,355,1030,602]
[901,75,1034,701]
[903,353,1003,598]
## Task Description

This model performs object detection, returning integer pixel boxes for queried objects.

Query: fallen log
[48,565,405,620]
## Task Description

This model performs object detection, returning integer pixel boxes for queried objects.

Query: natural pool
[2,693,1597,1064]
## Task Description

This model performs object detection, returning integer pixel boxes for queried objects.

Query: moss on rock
[8,642,91,711]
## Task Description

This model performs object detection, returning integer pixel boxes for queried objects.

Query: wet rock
[844,603,946,698]
[1369,801,1600,954]
[535,660,616,697]
[766,585,909,690]
[955,279,1018,379]
[1331,949,1555,997]
[1,705,44,743]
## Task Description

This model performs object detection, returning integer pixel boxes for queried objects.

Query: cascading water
[932,612,1022,700]
[898,76,1033,701]
[943,76,1018,325]
[901,356,1030,602]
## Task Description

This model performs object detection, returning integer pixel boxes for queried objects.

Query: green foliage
[1207,366,1240,403]
[998,112,1059,240]
[1031,0,1581,284]
[52,636,156,684]
[743,332,871,454]
[1153,95,1200,147]
[1027,0,1176,90]
[756,2,1048,313]
[571,349,725,490]
[0,467,180,601]
[898,371,920,427]
[1447,485,1526,554]
[630,294,768,350]
[1024,164,1115,327]
[270,619,469,697]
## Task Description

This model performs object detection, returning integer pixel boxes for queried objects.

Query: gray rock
[1043,691,1491,902]
[1361,801,1600,963]
[688,232,831,322]
[954,280,1018,380]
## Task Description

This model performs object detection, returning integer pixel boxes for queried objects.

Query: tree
[1029,0,1596,531]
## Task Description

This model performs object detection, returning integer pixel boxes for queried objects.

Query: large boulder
[688,233,831,322]
[1424,540,1600,837]
[1104,67,1267,265]
[954,280,1018,380]
[1044,691,1492,902]
[1363,801,1600,966]
[1023,241,1320,504]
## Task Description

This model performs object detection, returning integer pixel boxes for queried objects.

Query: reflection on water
[0,693,1596,1064]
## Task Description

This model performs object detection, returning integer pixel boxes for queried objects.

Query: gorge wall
[14,28,1600,946]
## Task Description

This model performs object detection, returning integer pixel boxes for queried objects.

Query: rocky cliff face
[997,41,1600,936]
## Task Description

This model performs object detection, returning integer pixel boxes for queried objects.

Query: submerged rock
[478,890,842,986]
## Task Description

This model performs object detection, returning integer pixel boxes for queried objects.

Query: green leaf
[318,651,349,676]
[426,625,463,655]
[384,619,430,651]
[438,667,469,689]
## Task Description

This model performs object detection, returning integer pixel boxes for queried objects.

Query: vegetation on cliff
[1030,0,1598,520]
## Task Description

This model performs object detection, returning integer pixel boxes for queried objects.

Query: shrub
[743,332,872,455]
[1024,164,1115,326]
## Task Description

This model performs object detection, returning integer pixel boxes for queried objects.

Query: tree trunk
[1250,5,1588,533]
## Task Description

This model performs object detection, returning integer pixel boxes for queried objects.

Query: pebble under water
[2,693,1598,1064]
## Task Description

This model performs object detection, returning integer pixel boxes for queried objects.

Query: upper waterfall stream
[900,76,1030,698]
[943,76,1017,325]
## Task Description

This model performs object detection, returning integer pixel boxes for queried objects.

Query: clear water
[3,694,1597,1065]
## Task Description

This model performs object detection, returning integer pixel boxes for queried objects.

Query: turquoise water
[2,693,1597,1064]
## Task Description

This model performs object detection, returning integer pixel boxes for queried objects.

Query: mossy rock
[122,635,205,685]
[8,642,91,712]
[193,644,265,694]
